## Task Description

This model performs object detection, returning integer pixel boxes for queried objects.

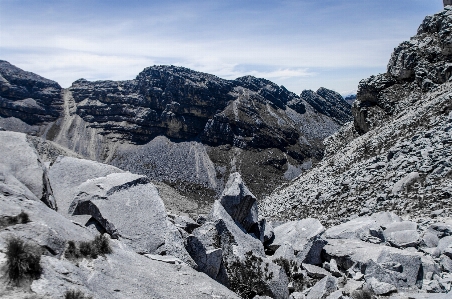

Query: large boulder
[383,221,420,248]
[48,156,124,222]
[268,218,326,265]
[219,172,258,232]
[0,193,93,257]
[269,218,325,252]
[324,216,384,243]
[69,172,168,254]
[323,239,424,289]
[0,131,55,209]
[163,220,197,268]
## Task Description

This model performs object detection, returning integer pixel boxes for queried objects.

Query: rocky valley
[0,5,452,299]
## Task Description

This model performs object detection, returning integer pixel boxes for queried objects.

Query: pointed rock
[219,172,258,232]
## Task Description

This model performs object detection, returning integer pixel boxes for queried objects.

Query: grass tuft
[65,234,112,261]
[6,236,42,283]
[64,290,93,299]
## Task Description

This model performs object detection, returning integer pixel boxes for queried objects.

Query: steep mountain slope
[0,63,350,208]
[260,7,452,225]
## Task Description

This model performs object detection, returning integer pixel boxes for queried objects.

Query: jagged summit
[0,61,350,205]
[301,87,353,125]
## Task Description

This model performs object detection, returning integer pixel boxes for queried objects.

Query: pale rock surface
[306,275,337,299]
[68,172,167,254]
[268,218,325,252]
[383,221,420,248]
[0,131,55,208]
[48,156,123,223]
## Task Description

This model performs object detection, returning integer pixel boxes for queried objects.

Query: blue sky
[0,0,444,95]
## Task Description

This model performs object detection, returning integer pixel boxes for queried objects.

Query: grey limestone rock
[383,221,420,248]
[0,131,55,209]
[260,8,452,226]
[366,277,397,295]
[167,214,200,234]
[263,220,275,243]
[440,255,452,272]
[303,263,331,278]
[324,216,384,243]
[325,290,344,299]
[48,156,124,224]
[269,218,325,252]
[272,243,298,265]
[219,172,258,232]
[306,275,338,299]
[163,220,198,268]
[188,200,289,299]
[69,172,168,253]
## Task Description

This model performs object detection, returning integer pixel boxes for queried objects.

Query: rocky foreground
[0,129,451,299]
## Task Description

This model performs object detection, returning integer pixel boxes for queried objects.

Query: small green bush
[0,211,30,228]
[351,289,374,299]
[225,251,274,299]
[64,290,93,299]
[64,241,80,260]
[92,234,112,255]
[79,241,97,259]
[17,211,30,224]
[65,234,112,261]
[6,236,42,283]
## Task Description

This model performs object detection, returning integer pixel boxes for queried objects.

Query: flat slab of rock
[306,275,337,299]
[367,277,397,295]
[324,239,424,289]
[324,216,383,242]
[269,218,325,252]
[383,221,420,248]
[303,263,330,278]
[69,172,167,253]
[48,156,123,222]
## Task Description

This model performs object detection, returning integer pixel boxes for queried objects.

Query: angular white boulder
[69,172,167,253]
[269,218,325,252]
[48,156,123,221]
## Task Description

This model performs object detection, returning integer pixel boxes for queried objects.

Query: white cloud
[0,0,441,93]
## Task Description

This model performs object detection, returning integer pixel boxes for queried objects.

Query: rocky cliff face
[260,7,452,224]
[0,60,62,132]
[0,64,350,207]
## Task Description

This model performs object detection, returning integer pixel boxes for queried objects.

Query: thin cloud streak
[0,0,443,94]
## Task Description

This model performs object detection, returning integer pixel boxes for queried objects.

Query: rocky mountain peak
[300,87,352,125]
[0,60,62,127]
[354,6,452,134]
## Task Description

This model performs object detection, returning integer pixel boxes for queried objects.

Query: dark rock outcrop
[0,60,62,126]
[0,63,347,205]
[353,7,452,134]
[300,87,352,125]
